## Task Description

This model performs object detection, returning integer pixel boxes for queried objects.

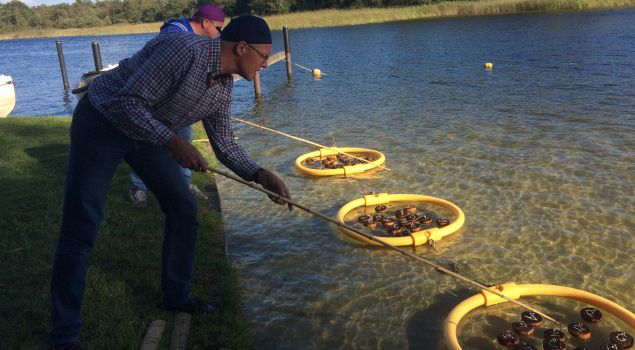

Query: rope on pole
[231,117,390,171]
[283,60,327,76]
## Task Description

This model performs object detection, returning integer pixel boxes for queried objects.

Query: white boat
[72,64,118,99]
[0,75,16,118]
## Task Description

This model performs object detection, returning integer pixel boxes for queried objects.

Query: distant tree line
[0,0,439,32]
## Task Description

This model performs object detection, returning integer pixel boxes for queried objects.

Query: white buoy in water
[484,62,493,70]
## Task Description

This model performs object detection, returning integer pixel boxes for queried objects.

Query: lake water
[2,9,634,349]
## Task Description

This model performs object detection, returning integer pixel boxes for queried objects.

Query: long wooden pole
[283,26,293,81]
[231,117,391,171]
[91,41,103,71]
[253,71,262,98]
[206,166,561,325]
[55,40,69,89]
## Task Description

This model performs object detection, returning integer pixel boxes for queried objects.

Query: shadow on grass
[1,119,250,349]
[25,143,70,176]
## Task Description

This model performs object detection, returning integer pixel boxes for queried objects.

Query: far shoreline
[2,0,634,41]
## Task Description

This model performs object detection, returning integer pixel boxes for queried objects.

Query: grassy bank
[0,117,253,349]
[2,0,634,40]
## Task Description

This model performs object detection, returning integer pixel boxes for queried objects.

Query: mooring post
[253,71,262,98]
[283,26,293,81]
[91,41,103,71]
[55,40,69,89]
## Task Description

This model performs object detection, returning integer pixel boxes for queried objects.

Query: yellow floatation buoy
[484,62,493,70]
[295,147,385,176]
[444,282,635,350]
[336,192,465,247]
[312,68,322,77]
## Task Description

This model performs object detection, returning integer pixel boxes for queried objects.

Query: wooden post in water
[253,71,262,98]
[55,40,69,89]
[283,26,293,81]
[91,41,103,71]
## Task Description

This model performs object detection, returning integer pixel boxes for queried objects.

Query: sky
[0,0,72,5]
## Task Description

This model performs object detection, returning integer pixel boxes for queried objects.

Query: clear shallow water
[2,9,634,349]
[217,9,635,349]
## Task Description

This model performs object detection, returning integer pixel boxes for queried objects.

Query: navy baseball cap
[220,15,271,44]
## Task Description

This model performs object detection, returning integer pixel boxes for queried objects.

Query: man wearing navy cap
[50,15,289,349]
[128,3,226,208]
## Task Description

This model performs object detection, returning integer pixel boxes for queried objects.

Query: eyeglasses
[245,42,269,64]
[202,19,222,33]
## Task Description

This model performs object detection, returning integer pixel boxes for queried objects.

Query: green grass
[1,0,634,40]
[0,117,253,349]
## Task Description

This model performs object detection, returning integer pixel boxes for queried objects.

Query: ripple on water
[217,11,635,349]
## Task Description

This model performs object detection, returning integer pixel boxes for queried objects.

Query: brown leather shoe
[165,296,218,314]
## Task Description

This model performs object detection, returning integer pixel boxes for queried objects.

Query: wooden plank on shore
[140,319,166,350]
[233,51,285,82]
[169,312,192,350]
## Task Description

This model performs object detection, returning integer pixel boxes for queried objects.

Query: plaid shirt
[88,31,260,181]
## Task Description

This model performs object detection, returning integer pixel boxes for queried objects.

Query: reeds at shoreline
[266,0,635,29]
[1,0,634,40]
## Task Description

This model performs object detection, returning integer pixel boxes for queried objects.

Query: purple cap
[191,4,224,22]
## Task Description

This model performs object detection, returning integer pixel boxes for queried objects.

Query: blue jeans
[50,97,198,345]
[130,125,193,191]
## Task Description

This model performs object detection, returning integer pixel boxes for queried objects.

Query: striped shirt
[88,31,260,181]
[160,18,193,33]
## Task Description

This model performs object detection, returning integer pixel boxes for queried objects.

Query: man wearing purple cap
[50,15,289,349]
[161,3,224,38]
[128,3,226,207]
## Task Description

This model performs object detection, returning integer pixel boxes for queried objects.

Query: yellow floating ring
[335,192,465,247]
[444,282,635,350]
[295,147,385,176]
